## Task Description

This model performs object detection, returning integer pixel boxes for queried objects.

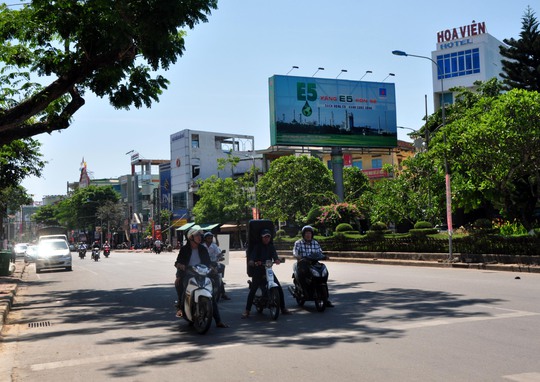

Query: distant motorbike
[179,264,214,334]
[78,246,86,259]
[153,243,162,254]
[288,252,329,312]
[103,246,110,258]
[249,259,282,320]
[91,247,100,262]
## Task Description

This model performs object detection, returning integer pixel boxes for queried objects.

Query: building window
[352,160,363,170]
[191,134,199,148]
[173,192,187,209]
[192,165,200,178]
[371,159,383,169]
[437,48,480,79]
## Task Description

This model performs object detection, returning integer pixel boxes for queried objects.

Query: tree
[192,175,251,224]
[0,139,45,189]
[0,0,218,145]
[31,204,61,227]
[0,185,33,239]
[433,87,540,229]
[257,155,335,224]
[343,166,370,203]
[96,200,125,243]
[500,6,540,91]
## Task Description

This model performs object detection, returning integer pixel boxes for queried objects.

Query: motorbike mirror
[221,250,226,253]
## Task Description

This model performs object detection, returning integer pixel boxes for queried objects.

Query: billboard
[269,75,397,148]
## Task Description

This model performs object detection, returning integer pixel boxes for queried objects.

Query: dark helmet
[203,232,214,239]
[301,225,314,238]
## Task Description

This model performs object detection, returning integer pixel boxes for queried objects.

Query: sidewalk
[0,259,26,332]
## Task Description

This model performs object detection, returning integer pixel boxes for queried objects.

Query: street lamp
[336,69,347,78]
[392,49,453,260]
[312,67,324,77]
[382,73,395,82]
[286,65,299,75]
[359,70,372,80]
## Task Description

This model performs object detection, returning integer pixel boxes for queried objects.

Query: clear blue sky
[21,0,535,200]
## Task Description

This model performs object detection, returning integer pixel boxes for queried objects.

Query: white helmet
[187,227,203,240]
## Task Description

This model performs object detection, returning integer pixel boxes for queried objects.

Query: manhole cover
[28,321,51,328]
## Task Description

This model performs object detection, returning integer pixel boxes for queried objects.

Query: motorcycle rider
[174,228,228,328]
[153,238,162,253]
[242,228,291,319]
[91,240,100,260]
[203,232,230,300]
[293,225,334,307]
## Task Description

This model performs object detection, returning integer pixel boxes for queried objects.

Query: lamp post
[382,73,395,82]
[359,70,372,80]
[336,69,347,78]
[312,67,324,77]
[392,49,453,260]
[247,151,258,219]
[286,65,299,75]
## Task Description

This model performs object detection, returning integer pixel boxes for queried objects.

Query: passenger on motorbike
[242,228,291,318]
[203,232,230,300]
[174,228,228,328]
[293,225,334,307]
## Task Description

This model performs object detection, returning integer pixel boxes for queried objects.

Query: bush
[414,221,433,229]
[370,221,387,231]
[336,223,354,232]
[473,218,492,229]
[409,228,439,239]
[275,229,286,238]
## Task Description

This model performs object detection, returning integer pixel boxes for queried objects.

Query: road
[1,250,540,381]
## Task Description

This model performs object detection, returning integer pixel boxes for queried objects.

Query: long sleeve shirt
[293,238,323,260]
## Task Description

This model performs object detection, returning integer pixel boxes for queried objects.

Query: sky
[19,0,535,201]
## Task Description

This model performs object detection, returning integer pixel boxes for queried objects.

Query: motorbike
[249,259,283,320]
[180,264,214,334]
[153,244,162,254]
[78,246,86,259]
[288,252,329,312]
[91,247,100,262]
[103,246,111,258]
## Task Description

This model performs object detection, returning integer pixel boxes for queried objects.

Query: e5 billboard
[269,75,397,148]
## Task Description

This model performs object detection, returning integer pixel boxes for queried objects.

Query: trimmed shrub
[414,221,433,229]
[336,223,354,232]
[370,221,387,231]
[275,229,286,238]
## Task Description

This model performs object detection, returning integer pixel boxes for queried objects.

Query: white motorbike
[181,264,214,334]
[249,259,282,320]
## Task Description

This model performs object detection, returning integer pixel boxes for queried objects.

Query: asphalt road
[1,250,540,381]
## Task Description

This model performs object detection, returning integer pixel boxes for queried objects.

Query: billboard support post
[331,147,344,202]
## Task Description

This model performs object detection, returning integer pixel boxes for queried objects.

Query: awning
[176,222,196,232]
[199,223,221,231]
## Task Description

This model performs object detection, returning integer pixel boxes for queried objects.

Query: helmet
[260,228,272,238]
[187,228,203,240]
[203,232,214,239]
[301,225,314,237]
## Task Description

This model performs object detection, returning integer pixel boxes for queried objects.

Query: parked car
[13,243,29,258]
[24,245,38,263]
[35,239,73,273]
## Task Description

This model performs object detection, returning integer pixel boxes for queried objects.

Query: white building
[169,129,257,220]
[431,21,504,108]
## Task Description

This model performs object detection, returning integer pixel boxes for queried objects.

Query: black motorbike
[288,252,329,312]
[91,247,100,262]
[211,250,226,303]
[78,246,86,259]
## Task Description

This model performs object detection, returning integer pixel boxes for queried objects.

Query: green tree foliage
[0,139,44,188]
[192,175,251,224]
[343,166,370,203]
[500,6,540,91]
[0,184,32,237]
[433,87,540,229]
[96,200,125,239]
[257,155,335,224]
[0,0,218,145]
[45,185,120,230]
[31,204,61,226]
[317,203,363,231]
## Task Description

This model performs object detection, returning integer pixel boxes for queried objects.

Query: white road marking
[30,343,241,371]
[503,372,540,381]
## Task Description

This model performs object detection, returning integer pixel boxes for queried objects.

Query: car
[24,245,38,263]
[35,239,73,273]
[13,243,29,258]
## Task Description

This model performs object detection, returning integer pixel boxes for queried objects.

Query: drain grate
[28,321,51,328]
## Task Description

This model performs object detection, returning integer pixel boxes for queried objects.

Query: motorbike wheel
[314,287,328,312]
[292,281,305,307]
[193,296,213,334]
[268,287,280,320]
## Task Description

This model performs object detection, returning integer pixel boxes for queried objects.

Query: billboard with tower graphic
[269,75,397,148]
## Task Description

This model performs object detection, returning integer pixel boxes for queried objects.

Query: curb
[0,260,26,333]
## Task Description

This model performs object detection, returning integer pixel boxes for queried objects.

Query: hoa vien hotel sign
[437,21,486,50]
